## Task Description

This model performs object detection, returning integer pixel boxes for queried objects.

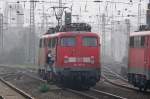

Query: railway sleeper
[58,72,97,90]
[38,68,100,90]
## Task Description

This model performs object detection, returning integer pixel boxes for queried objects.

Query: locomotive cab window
[40,38,45,48]
[52,38,57,48]
[82,37,97,47]
[130,36,145,48]
[43,38,47,47]
[134,36,140,48]
[140,36,145,48]
[48,38,57,48]
[48,39,52,48]
[130,37,134,48]
[61,37,76,46]
[39,39,42,48]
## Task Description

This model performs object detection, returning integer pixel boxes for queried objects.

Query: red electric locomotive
[38,23,101,89]
[128,31,150,91]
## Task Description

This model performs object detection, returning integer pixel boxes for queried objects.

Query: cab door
[38,38,46,67]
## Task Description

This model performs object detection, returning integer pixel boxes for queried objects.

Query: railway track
[90,88,126,99]
[66,88,126,99]
[102,66,133,88]
[102,65,150,94]
[1,65,150,99]
[102,66,128,82]
[1,68,92,99]
[22,70,126,99]
[0,77,34,99]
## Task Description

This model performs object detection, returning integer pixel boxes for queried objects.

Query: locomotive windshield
[83,37,97,47]
[48,38,57,48]
[61,37,76,46]
[129,36,145,48]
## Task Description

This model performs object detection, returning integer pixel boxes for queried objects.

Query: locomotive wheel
[81,85,90,90]
[143,84,148,91]
[144,86,147,91]
[138,82,144,91]
[73,85,90,90]
[139,87,142,91]
[139,86,146,92]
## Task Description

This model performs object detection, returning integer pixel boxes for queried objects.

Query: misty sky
[0,0,149,29]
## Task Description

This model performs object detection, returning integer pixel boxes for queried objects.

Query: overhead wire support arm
[93,0,131,5]
[51,6,68,28]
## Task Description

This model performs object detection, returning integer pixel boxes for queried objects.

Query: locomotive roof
[41,32,99,38]
[130,31,150,36]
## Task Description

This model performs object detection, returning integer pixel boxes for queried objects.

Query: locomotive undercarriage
[38,66,100,90]
[57,68,100,89]
[128,73,150,91]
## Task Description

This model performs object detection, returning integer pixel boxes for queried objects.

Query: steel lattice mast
[29,0,35,64]
[59,0,62,26]
[0,14,3,52]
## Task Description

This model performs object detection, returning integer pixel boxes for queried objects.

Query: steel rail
[102,67,144,91]
[0,77,34,99]
[102,65,138,90]
[21,72,98,99]
[22,71,46,83]
[91,88,127,99]
[66,89,98,99]
[102,74,146,92]
[102,65,139,91]
[0,65,142,98]
[22,72,100,99]
[22,71,127,99]
[103,66,128,82]
[102,65,150,92]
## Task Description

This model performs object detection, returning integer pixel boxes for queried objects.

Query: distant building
[4,2,24,27]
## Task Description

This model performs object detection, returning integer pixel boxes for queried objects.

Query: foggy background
[0,0,148,75]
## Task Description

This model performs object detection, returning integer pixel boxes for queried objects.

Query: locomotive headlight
[90,56,94,64]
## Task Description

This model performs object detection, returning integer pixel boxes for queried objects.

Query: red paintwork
[57,32,100,68]
[145,36,150,71]
[129,48,145,68]
[39,32,100,69]
[129,32,150,74]
[128,32,150,89]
